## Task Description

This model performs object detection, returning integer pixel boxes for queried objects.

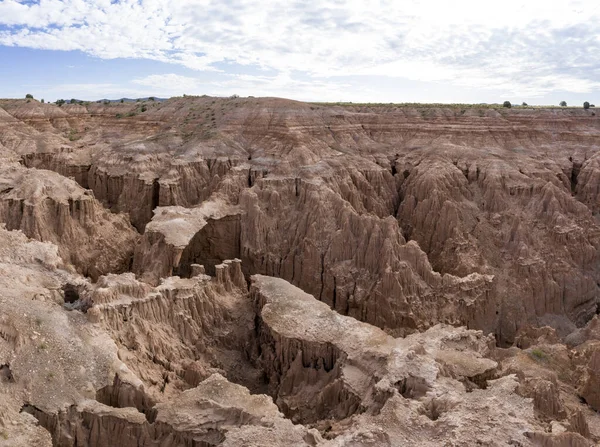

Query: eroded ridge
[1,97,600,446]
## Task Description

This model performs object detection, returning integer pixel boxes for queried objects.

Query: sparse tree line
[503,100,595,109]
[20,94,598,110]
[22,94,162,108]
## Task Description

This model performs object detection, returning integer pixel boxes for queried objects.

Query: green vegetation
[149,96,155,101]
[1,430,8,440]
[120,99,124,103]
[39,342,48,350]
[584,101,590,110]
[522,102,527,106]
[41,99,44,103]
[141,105,147,112]
[560,101,567,107]
[116,110,138,119]
[56,99,65,107]
[25,93,33,99]
[68,129,80,141]
[503,101,511,108]
[529,348,547,361]
[308,101,593,110]
[70,98,77,104]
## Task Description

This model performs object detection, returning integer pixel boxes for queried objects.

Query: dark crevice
[1,363,14,382]
[395,375,430,399]
[62,283,93,312]
[318,253,325,301]
[570,162,581,193]
[401,226,412,242]
[332,276,337,310]
[62,283,80,304]
[419,400,445,421]
[151,178,160,210]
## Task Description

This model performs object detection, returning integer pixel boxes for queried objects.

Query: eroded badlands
[1,97,599,446]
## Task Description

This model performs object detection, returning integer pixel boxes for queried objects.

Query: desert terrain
[0,96,599,446]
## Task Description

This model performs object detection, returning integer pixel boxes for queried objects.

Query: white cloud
[2,0,600,98]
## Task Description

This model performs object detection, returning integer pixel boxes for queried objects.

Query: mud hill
[0,97,599,446]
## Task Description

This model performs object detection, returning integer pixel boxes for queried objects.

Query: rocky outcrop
[86,259,258,397]
[25,374,320,447]
[0,225,140,445]
[579,342,600,411]
[240,174,495,337]
[0,161,138,280]
[132,200,242,284]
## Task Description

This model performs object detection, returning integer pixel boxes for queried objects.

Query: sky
[1,0,600,104]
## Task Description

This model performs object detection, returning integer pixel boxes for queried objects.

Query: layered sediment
[1,97,600,446]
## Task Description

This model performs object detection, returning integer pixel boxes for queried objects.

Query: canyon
[0,96,599,446]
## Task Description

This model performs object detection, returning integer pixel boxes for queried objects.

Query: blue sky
[1,0,600,105]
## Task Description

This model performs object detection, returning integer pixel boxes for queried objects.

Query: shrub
[560,101,567,107]
[591,104,596,108]
[25,93,33,99]
[522,102,528,106]
[56,99,65,107]
[41,99,45,103]
[141,105,147,112]
[120,99,124,103]
[584,101,590,110]
[70,98,77,104]
[149,97,155,101]
[530,348,546,361]
[503,101,511,108]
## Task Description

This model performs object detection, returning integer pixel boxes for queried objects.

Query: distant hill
[60,97,167,104]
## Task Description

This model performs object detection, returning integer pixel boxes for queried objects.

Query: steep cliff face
[132,199,242,284]
[0,159,139,280]
[396,148,600,342]
[22,97,591,344]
